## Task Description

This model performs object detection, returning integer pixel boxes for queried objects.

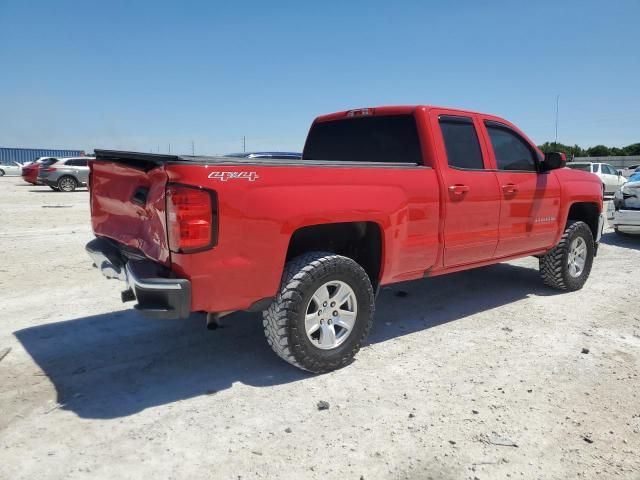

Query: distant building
[0,147,86,165]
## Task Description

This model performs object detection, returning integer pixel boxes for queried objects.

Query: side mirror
[617,170,623,176]
[540,152,566,172]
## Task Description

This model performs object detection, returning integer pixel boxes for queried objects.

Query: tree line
[537,142,640,158]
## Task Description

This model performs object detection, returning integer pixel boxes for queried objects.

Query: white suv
[566,162,626,195]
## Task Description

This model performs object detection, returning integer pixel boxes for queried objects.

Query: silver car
[38,157,94,192]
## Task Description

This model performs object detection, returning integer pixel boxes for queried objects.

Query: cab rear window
[302,115,423,164]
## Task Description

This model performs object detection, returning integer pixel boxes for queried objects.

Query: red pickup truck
[86,105,604,373]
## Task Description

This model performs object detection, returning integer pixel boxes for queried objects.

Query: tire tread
[539,220,594,291]
[263,252,374,373]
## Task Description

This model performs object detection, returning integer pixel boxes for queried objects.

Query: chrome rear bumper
[86,237,191,320]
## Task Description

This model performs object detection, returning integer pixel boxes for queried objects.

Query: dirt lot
[0,177,638,480]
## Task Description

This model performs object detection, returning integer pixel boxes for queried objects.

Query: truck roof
[95,104,533,168]
[314,105,490,123]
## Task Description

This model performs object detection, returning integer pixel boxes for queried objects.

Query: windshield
[303,114,423,164]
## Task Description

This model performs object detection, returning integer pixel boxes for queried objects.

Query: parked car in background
[224,151,302,160]
[21,163,40,184]
[21,157,56,185]
[621,164,640,177]
[22,156,55,168]
[0,162,24,176]
[608,171,640,235]
[38,157,93,191]
[566,162,627,195]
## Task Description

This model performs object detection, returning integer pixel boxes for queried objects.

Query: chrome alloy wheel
[305,280,358,350]
[567,237,587,278]
[59,177,76,191]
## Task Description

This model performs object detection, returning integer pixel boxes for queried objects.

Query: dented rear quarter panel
[90,162,171,264]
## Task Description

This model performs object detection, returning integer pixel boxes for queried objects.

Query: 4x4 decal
[208,171,260,182]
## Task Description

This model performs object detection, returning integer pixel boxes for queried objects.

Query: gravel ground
[0,177,639,480]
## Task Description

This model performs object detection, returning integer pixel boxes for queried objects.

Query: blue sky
[1,0,639,154]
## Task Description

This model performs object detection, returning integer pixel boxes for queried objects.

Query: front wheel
[0,169,5,176]
[57,176,77,192]
[539,221,595,291]
[263,252,375,373]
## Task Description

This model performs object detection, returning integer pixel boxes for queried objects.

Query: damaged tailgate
[89,151,180,265]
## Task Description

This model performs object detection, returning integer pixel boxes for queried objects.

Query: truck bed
[94,150,420,169]
[89,149,440,313]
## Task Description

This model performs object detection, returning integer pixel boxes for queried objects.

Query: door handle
[502,184,518,194]
[448,184,470,195]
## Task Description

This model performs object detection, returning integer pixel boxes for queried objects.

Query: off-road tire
[57,176,77,192]
[539,220,594,291]
[263,252,375,373]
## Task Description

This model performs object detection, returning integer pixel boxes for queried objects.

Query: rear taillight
[166,185,217,253]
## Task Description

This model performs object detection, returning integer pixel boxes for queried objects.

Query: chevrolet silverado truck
[86,105,605,373]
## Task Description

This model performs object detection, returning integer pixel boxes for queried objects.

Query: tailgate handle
[132,187,149,206]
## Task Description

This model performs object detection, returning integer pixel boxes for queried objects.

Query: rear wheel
[539,221,594,291]
[57,176,77,192]
[263,252,375,373]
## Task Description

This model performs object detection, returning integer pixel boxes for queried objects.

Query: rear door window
[302,114,423,164]
[438,116,484,169]
[65,159,87,167]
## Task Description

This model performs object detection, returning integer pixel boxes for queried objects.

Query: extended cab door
[480,120,561,257]
[434,113,501,266]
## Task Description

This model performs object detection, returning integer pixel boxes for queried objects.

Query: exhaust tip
[206,312,220,330]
